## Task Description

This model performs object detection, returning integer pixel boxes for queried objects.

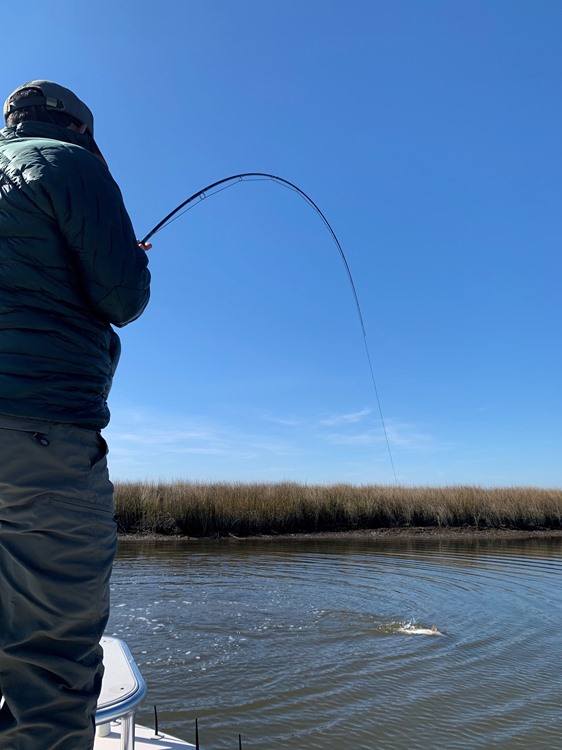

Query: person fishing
[0,80,151,750]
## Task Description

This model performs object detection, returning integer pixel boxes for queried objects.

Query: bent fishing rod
[141,172,397,483]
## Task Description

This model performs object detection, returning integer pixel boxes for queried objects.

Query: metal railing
[95,637,147,750]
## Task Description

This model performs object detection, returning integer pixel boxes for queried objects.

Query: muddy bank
[118,526,562,543]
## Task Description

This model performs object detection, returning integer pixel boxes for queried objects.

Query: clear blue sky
[7,1,562,486]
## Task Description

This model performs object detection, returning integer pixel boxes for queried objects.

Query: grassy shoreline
[114,481,562,539]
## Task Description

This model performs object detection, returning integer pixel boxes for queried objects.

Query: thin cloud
[103,402,449,482]
[319,408,372,426]
[104,404,298,479]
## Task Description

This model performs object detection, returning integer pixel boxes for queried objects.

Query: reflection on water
[107,536,562,749]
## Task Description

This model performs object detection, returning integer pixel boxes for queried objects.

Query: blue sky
[8,1,562,486]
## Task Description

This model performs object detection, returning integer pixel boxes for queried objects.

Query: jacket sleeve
[41,147,151,327]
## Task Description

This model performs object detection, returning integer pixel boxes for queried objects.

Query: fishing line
[142,173,397,483]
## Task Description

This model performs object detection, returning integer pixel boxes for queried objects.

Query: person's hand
[137,240,153,252]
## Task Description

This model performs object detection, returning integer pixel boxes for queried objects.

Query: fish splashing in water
[398,623,445,636]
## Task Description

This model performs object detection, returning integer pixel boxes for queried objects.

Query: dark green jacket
[0,121,150,429]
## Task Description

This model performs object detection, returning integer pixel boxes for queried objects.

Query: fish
[398,624,444,636]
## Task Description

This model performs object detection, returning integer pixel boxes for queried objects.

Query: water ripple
[108,538,562,749]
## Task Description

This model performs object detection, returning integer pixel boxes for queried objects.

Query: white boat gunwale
[96,636,148,749]
[95,636,197,749]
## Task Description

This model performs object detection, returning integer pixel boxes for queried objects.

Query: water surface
[107,536,562,749]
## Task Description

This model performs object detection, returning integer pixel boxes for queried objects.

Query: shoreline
[114,482,562,538]
[118,526,562,543]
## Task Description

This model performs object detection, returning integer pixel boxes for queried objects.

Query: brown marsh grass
[114,482,562,537]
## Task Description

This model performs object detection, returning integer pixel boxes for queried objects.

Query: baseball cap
[3,80,106,164]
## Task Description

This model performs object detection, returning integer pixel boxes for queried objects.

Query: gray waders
[0,416,117,750]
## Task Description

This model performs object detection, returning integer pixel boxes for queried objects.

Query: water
[106,536,562,749]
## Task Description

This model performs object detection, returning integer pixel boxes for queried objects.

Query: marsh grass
[114,482,562,537]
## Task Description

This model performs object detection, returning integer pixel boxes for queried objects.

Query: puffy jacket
[0,121,150,429]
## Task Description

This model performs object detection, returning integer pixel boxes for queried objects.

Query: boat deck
[95,722,196,750]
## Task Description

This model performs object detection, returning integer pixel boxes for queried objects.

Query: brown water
[107,537,562,749]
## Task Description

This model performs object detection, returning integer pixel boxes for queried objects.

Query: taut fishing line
[141,173,397,483]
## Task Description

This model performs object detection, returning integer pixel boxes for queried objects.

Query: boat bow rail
[96,636,148,750]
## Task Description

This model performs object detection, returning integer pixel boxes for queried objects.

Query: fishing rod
[141,173,397,483]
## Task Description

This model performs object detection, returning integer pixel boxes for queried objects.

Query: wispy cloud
[383,420,437,450]
[103,401,448,482]
[319,408,372,426]
[103,404,298,480]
